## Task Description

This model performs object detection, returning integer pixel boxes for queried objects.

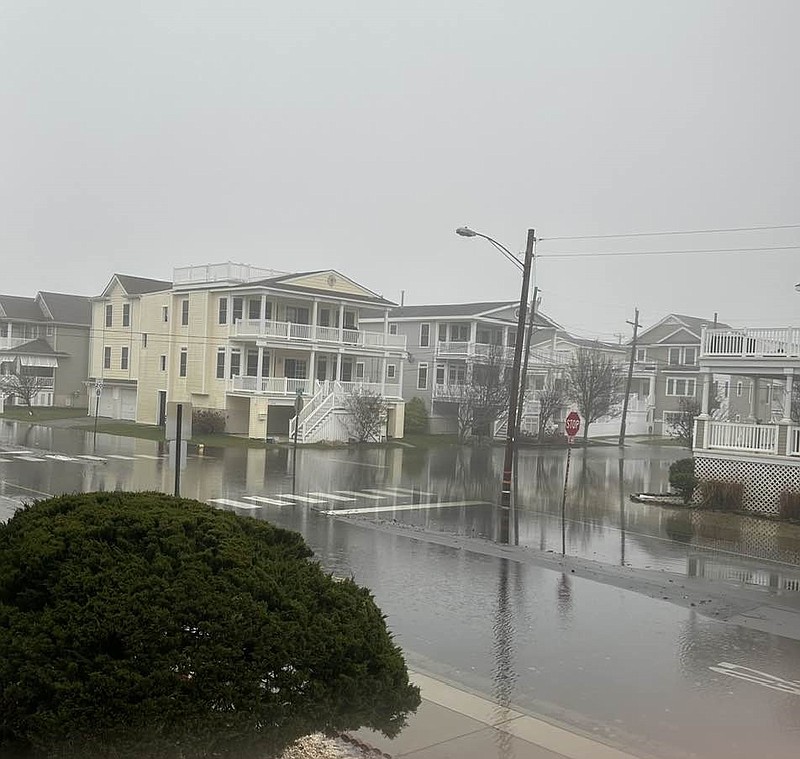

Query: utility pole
[516,286,539,436]
[618,307,640,447]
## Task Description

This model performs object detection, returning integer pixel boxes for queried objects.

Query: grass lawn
[0,406,89,421]
[628,435,689,448]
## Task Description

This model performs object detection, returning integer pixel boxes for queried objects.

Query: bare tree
[668,393,722,448]
[536,377,566,441]
[454,346,511,443]
[792,384,800,423]
[566,347,624,442]
[342,389,389,442]
[0,370,51,416]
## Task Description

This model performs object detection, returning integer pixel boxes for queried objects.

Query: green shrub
[779,491,800,521]
[669,458,697,504]
[698,479,744,512]
[0,492,420,758]
[191,408,226,435]
[404,397,429,434]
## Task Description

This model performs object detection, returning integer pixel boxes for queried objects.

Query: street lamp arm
[455,227,524,271]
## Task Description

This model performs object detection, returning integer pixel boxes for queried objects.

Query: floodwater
[3,421,800,758]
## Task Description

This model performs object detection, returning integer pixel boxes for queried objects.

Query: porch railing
[706,421,779,454]
[232,319,406,350]
[702,326,800,358]
[229,376,317,396]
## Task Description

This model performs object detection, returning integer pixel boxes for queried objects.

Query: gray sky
[2,0,798,340]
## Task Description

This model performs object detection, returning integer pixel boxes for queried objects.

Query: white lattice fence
[694,455,800,515]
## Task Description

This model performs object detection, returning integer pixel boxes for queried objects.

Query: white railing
[706,421,779,454]
[331,380,403,399]
[173,262,286,285]
[229,376,317,396]
[791,427,800,456]
[0,376,54,390]
[432,383,468,400]
[702,327,800,358]
[232,319,406,350]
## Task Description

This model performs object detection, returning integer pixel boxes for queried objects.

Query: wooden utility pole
[618,308,640,447]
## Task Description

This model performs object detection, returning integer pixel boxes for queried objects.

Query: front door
[341,359,353,382]
[316,357,327,382]
[157,391,167,426]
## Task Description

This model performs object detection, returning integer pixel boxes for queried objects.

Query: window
[46,325,54,337]
[450,324,469,342]
[181,299,189,326]
[161,306,168,323]
[736,381,743,397]
[248,298,261,320]
[355,362,365,380]
[160,355,166,371]
[261,350,270,378]
[419,323,430,347]
[246,350,259,377]
[284,358,307,379]
[387,364,396,380]
[318,307,331,327]
[122,303,130,327]
[142,333,148,348]
[230,349,241,378]
[179,348,188,377]
[666,377,696,396]
[417,363,429,390]
[389,323,398,335]
[448,365,466,385]
[635,348,647,362]
[105,305,113,327]
[476,329,491,344]
[103,346,111,369]
[683,347,697,365]
[435,364,445,385]
[343,310,357,329]
[668,347,681,366]
[438,324,447,342]
[285,306,310,324]
[216,349,226,379]
[120,347,129,370]
[232,298,243,323]
[218,297,228,325]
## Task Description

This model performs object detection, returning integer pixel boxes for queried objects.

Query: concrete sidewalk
[351,671,645,759]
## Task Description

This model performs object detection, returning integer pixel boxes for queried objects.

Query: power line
[538,223,800,242]
[537,244,800,259]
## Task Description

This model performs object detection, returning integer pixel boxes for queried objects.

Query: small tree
[454,347,511,442]
[669,457,697,503]
[668,395,721,449]
[404,397,429,434]
[0,368,51,415]
[566,347,624,442]
[343,388,389,442]
[0,492,420,758]
[536,376,566,441]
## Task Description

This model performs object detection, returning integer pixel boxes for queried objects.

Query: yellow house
[90,263,406,442]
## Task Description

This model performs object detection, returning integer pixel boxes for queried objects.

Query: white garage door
[97,386,137,421]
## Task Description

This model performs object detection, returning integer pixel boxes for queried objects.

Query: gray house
[0,291,92,408]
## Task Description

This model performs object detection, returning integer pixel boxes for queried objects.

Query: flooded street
[3,420,800,758]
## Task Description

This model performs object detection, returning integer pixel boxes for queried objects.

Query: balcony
[435,341,515,360]
[696,420,800,457]
[228,376,403,400]
[231,319,406,351]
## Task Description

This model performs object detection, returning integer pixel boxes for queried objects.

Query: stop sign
[565,411,581,438]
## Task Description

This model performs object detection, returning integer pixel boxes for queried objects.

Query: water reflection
[492,558,516,758]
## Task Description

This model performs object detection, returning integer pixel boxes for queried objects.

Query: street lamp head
[455,226,477,238]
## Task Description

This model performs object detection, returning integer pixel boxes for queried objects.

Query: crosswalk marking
[77,455,107,461]
[106,455,136,460]
[362,488,409,498]
[278,494,327,504]
[308,492,357,502]
[381,486,435,496]
[209,498,260,510]
[17,456,46,462]
[44,455,80,462]
[243,495,296,506]
[322,500,487,516]
[135,454,163,460]
[0,458,12,463]
[334,490,386,500]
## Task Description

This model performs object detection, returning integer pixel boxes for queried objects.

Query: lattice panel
[694,456,800,515]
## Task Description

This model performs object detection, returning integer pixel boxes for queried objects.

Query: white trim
[419,322,431,347]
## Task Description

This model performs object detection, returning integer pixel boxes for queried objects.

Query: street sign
[94,379,103,397]
[565,411,581,439]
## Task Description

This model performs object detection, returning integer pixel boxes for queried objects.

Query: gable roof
[361,301,558,327]
[0,338,63,357]
[250,270,396,306]
[531,327,626,353]
[113,274,173,296]
[637,313,731,344]
[0,294,46,321]
[38,292,91,325]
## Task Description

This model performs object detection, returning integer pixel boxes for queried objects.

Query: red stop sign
[565,411,581,438]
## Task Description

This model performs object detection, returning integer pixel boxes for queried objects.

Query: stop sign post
[561,412,580,556]
[565,411,581,442]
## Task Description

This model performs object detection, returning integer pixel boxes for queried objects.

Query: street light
[456,226,535,539]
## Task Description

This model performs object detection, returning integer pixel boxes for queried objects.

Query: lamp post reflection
[492,557,517,758]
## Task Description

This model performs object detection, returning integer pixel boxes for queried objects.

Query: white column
[311,300,318,341]
[256,346,263,391]
[336,351,342,381]
[338,304,345,342]
[398,356,404,393]
[783,369,794,423]
[699,371,712,418]
[260,295,266,331]
[383,308,389,334]
[309,350,316,392]
[381,355,387,396]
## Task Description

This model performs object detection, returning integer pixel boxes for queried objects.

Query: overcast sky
[1,1,798,340]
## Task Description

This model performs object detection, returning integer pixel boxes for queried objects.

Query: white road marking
[0,458,12,463]
[106,454,136,460]
[382,486,435,496]
[77,455,107,461]
[0,480,53,497]
[709,662,800,695]
[17,456,46,462]
[209,498,260,510]
[362,488,407,498]
[308,492,357,502]
[136,454,163,460]
[322,500,487,516]
[278,494,327,504]
[243,495,296,506]
[334,490,386,501]
[45,454,80,462]
[330,458,387,469]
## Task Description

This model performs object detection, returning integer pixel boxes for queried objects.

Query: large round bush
[0,492,419,758]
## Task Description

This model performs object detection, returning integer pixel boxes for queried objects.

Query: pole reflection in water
[618,457,626,567]
[492,557,517,758]
[556,572,573,628]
